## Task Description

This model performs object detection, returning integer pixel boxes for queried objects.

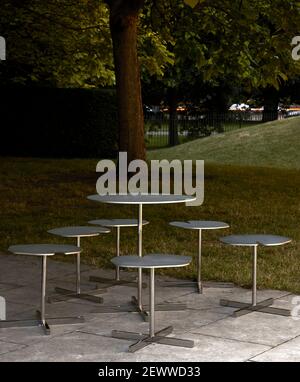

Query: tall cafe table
[87,194,196,320]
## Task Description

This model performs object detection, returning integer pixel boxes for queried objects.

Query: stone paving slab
[251,335,300,362]
[0,330,270,362]
[191,311,300,347]
[0,340,26,356]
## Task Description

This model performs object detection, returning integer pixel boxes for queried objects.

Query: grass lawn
[1,156,300,293]
[149,116,300,169]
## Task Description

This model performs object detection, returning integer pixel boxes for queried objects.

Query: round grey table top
[89,219,149,228]
[111,254,192,269]
[8,244,81,256]
[87,194,196,205]
[48,226,110,238]
[170,220,229,230]
[220,234,292,247]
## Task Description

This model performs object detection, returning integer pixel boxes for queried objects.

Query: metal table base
[0,310,84,335]
[220,298,290,317]
[163,280,234,294]
[89,275,146,289]
[91,296,187,322]
[112,325,193,353]
[49,286,106,304]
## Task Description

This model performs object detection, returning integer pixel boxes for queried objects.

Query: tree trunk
[167,88,179,146]
[107,0,145,161]
[262,86,279,122]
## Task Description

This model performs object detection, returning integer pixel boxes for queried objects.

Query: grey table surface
[48,226,110,237]
[220,234,292,247]
[87,194,196,205]
[8,244,81,256]
[111,254,192,269]
[170,220,229,230]
[88,219,149,227]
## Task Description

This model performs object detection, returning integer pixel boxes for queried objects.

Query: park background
[0,0,300,293]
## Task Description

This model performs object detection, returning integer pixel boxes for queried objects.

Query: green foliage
[0,0,114,87]
[1,1,300,93]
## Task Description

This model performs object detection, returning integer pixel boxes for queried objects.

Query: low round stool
[47,226,110,304]
[219,234,292,317]
[169,220,231,293]
[110,254,194,353]
[0,244,85,335]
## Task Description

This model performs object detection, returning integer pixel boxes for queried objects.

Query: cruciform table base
[220,298,291,317]
[131,296,187,321]
[0,310,84,335]
[112,325,194,353]
[48,286,106,304]
[91,296,187,322]
[89,275,147,289]
[163,280,235,294]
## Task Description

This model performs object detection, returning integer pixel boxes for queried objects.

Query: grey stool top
[220,234,292,247]
[89,219,149,228]
[8,244,81,256]
[111,254,192,269]
[48,226,110,238]
[170,220,229,230]
[88,194,196,205]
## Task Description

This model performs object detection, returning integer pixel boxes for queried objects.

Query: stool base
[220,298,291,317]
[89,275,147,289]
[131,296,187,322]
[90,296,187,321]
[48,286,106,304]
[0,310,84,335]
[163,280,235,294]
[112,325,194,353]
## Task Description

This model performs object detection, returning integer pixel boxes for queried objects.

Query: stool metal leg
[76,237,81,294]
[197,229,202,293]
[252,245,257,306]
[116,226,120,280]
[149,268,155,337]
[220,245,291,317]
[40,256,50,334]
[112,267,194,353]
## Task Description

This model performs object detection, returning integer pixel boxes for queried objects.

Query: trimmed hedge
[0,88,118,158]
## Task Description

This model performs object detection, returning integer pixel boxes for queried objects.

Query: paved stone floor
[0,253,300,362]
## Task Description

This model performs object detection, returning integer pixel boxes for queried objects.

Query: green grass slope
[148,117,300,169]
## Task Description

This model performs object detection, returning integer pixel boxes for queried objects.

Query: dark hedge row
[0,88,118,158]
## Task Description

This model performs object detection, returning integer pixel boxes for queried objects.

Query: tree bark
[106,0,145,161]
[262,86,279,122]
